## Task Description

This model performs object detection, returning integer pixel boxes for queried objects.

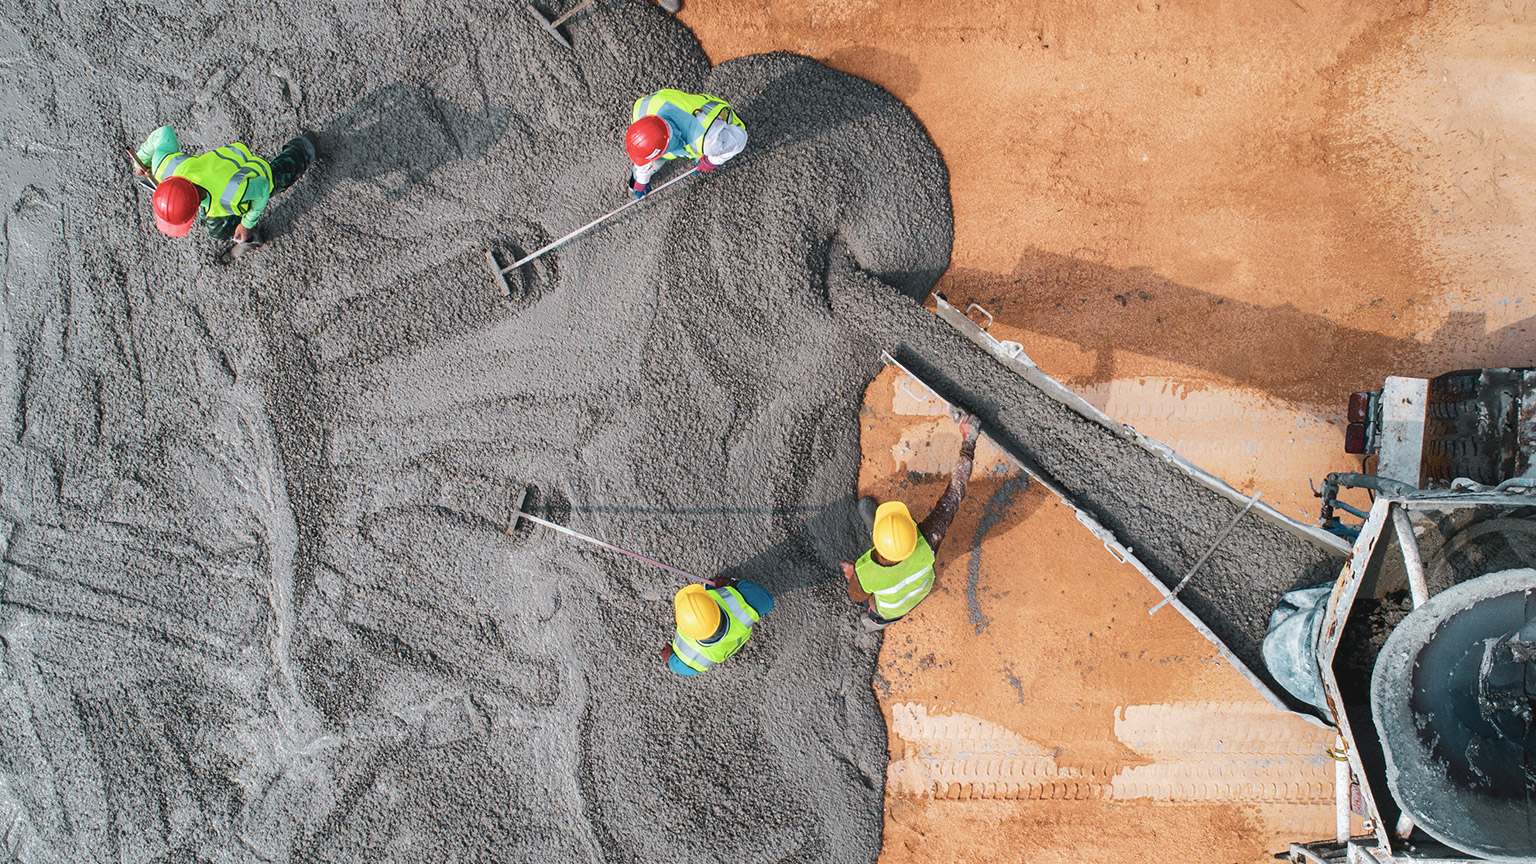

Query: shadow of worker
[726,55,889,163]
[261,82,513,240]
[713,496,869,598]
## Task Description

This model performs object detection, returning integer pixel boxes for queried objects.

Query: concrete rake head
[528,0,678,48]
[527,0,594,48]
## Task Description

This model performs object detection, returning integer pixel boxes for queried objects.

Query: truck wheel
[1425,516,1536,588]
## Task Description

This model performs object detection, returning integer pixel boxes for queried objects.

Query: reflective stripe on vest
[156,152,189,180]
[671,635,715,670]
[874,564,933,613]
[208,146,272,215]
[716,587,757,629]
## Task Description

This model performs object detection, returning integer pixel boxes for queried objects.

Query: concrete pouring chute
[873,293,1350,722]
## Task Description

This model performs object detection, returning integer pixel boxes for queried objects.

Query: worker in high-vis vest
[661,578,774,676]
[624,88,747,199]
[843,413,980,629]
[132,126,314,244]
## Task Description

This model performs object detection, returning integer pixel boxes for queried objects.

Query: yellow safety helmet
[674,584,722,640]
[872,501,918,562]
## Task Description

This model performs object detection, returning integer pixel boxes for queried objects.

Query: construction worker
[624,88,747,199]
[843,413,980,629]
[131,126,314,245]
[661,578,774,676]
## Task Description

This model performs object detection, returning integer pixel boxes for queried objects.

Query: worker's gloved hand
[958,413,980,447]
[707,576,736,590]
[628,173,649,200]
[694,156,717,173]
[659,645,674,663]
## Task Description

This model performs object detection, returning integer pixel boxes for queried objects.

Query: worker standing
[131,126,314,246]
[624,89,747,199]
[843,414,980,629]
[662,578,774,675]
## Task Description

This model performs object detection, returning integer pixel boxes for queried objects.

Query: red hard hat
[625,115,670,166]
[152,176,200,237]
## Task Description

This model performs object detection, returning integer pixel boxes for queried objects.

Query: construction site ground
[683,1,1536,861]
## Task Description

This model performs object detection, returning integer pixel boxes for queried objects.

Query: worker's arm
[696,120,747,172]
[918,414,979,552]
[238,175,272,231]
[843,561,872,601]
[136,126,179,181]
[734,580,775,617]
[631,160,662,187]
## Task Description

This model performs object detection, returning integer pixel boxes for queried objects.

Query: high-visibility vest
[154,143,273,220]
[670,585,760,673]
[855,534,937,620]
[631,89,744,160]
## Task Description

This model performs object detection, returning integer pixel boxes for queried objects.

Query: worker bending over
[662,578,773,675]
[133,126,314,244]
[844,414,980,629]
[624,88,747,199]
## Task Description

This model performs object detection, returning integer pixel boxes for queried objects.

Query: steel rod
[1391,504,1429,607]
[497,170,695,274]
[1335,734,1352,843]
[545,0,596,29]
[510,509,705,583]
[1149,490,1263,615]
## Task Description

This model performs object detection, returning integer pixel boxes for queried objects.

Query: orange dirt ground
[682,1,1536,861]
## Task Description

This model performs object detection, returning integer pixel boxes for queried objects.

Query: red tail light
[1347,391,1371,423]
[1345,422,1368,454]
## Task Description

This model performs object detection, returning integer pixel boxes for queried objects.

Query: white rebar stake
[1149,490,1262,615]
[1391,504,1430,608]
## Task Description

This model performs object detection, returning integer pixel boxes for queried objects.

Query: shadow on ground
[940,250,1536,406]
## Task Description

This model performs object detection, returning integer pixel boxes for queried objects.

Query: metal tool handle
[898,374,933,404]
[498,170,697,275]
[123,147,156,191]
[511,509,706,583]
[966,303,994,331]
[547,0,597,29]
[1149,490,1262,615]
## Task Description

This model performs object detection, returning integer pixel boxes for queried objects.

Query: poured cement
[0,2,951,860]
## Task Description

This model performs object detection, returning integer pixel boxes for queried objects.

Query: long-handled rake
[504,487,707,583]
[484,168,696,296]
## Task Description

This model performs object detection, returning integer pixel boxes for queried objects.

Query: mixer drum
[1371,567,1535,861]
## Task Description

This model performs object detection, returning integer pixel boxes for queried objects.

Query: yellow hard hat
[872,501,918,562]
[674,584,722,640]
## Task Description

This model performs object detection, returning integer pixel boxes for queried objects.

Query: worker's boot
[861,612,891,632]
[270,135,316,195]
[857,495,878,533]
[284,134,316,171]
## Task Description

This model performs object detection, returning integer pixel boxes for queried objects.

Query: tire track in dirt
[888,701,1333,804]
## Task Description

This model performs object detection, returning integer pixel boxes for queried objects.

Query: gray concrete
[0,2,952,861]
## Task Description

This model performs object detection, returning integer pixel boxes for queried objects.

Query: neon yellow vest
[855,534,936,620]
[631,89,743,159]
[671,585,759,673]
[154,144,273,220]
